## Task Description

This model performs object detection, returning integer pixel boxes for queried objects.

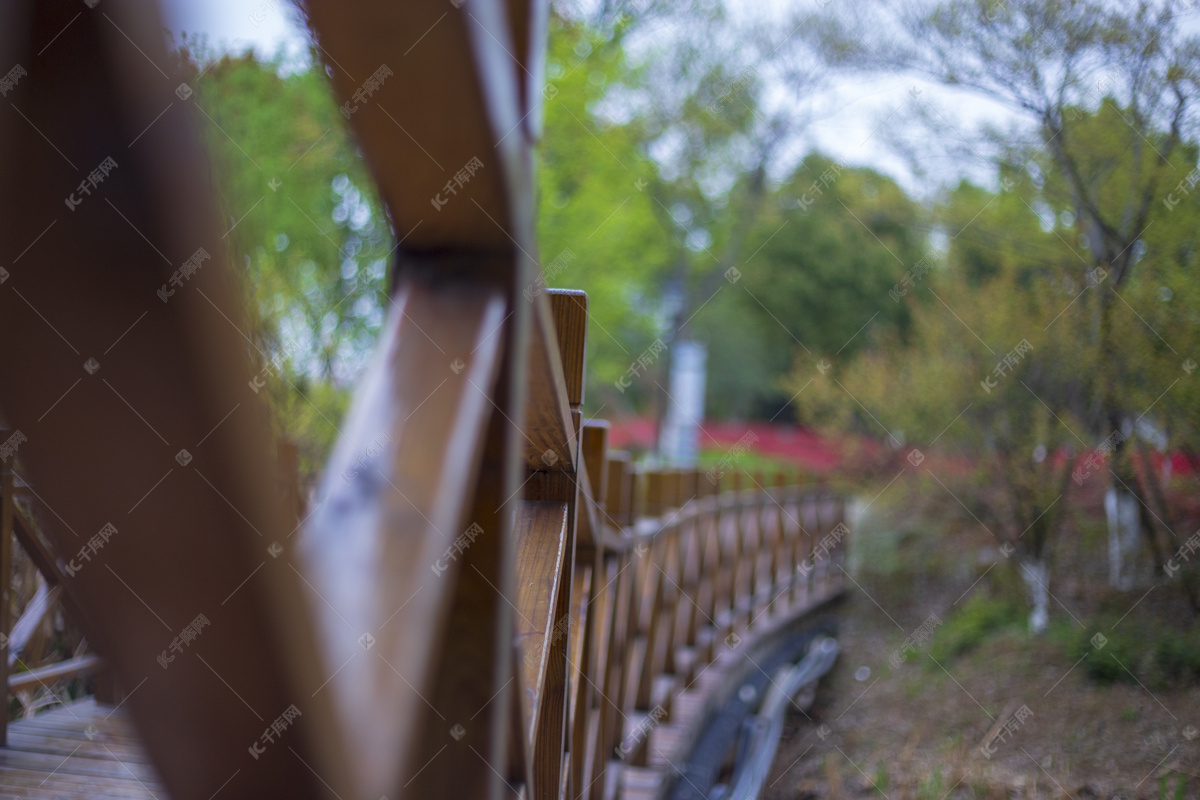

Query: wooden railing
[286,279,851,799]
[530,449,849,800]
[0,465,109,744]
[0,436,312,746]
[0,329,848,800]
[0,2,850,799]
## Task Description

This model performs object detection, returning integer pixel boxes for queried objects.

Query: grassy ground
[763,492,1200,799]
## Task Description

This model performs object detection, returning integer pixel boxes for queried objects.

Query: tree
[700,154,925,419]
[537,16,669,410]
[797,170,1096,631]
[552,0,833,449]
[814,0,1200,588]
[178,40,392,469]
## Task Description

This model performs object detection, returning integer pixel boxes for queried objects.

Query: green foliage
[872,762,890,793]
[1154,634,1200,686]
[694,448,796,480]
[799,0,1200,632]
[537,19,668,407]
[917,770,944,800]
[1074,627,1138,684]
[1070,620,1200,689]
[182,15,930,452]
[793,101,1200,633]
[1160,772,1188,800]
[929,592,1023,662]
[703,155,924,418]
[539,11,919,420]
[179,40,389,470]
[187,44,391,380]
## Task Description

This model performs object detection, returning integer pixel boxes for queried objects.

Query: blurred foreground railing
[0,460,110,744]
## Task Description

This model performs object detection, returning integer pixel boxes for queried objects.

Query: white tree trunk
[1105,488,1141,590]
[1020,558,1049,634]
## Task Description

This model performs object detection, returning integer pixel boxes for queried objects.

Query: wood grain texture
[546,289,588,408]
[581,422,609,512]
[405,367,528,800]
[0,700,164,799]
[525,293,578,470]
[589,557,620,796]
[303,0,529,252]
[513,501,569,751]
[575,464,601,551]
[0,4,339,796]
[537,507,575,800]
[297,278,507,799]
[605,454,631,526]
[567,564,593,799]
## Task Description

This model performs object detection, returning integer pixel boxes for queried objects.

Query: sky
[160,0,1020,197]
[163,0,308,65]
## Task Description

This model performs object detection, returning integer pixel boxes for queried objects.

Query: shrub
[1071,621,1200,689]
[1153,635,1200,686]
[929,592,1023,662]
[1072,624,1141,684]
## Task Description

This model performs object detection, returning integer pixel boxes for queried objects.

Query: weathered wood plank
[9,579,60,667]
[514,501,570,750]
[582,423,609,495]
[605,454,631,527]
[8,654,102,692]
[535,505,575,800]
[567,564,593,799]
[0,4,339,796]
[303,0,529,252]
[406,356,531,800]
[297,277,508,800]
[0,700,164,800]
[526,293,578,470]
[546,289,588,408]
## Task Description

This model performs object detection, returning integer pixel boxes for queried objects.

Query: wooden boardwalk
[0,2,853,797]
[0,699,163,799]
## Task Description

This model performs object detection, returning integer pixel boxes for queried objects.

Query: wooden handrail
[0,3,852,799]
[8,581,61,668]
[8,655,103,694]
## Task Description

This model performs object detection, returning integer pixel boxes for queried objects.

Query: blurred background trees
[803,0,1200,623]
[179,0,1200,634]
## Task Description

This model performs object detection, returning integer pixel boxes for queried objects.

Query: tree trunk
[1020,557,1050,634]
[1105,487,1142,590]
[1095,278,1153,590]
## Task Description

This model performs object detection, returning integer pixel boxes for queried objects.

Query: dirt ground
[763,588,1200,799]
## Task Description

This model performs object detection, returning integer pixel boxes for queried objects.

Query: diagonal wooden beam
[10,505,87,633]
[405,331,530,799]
[302,0,535,253]
[296,274,507,798]
[513,500,569,774]
[8,578,60,668]
[0,3,346,796]
[300,1,551,797]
